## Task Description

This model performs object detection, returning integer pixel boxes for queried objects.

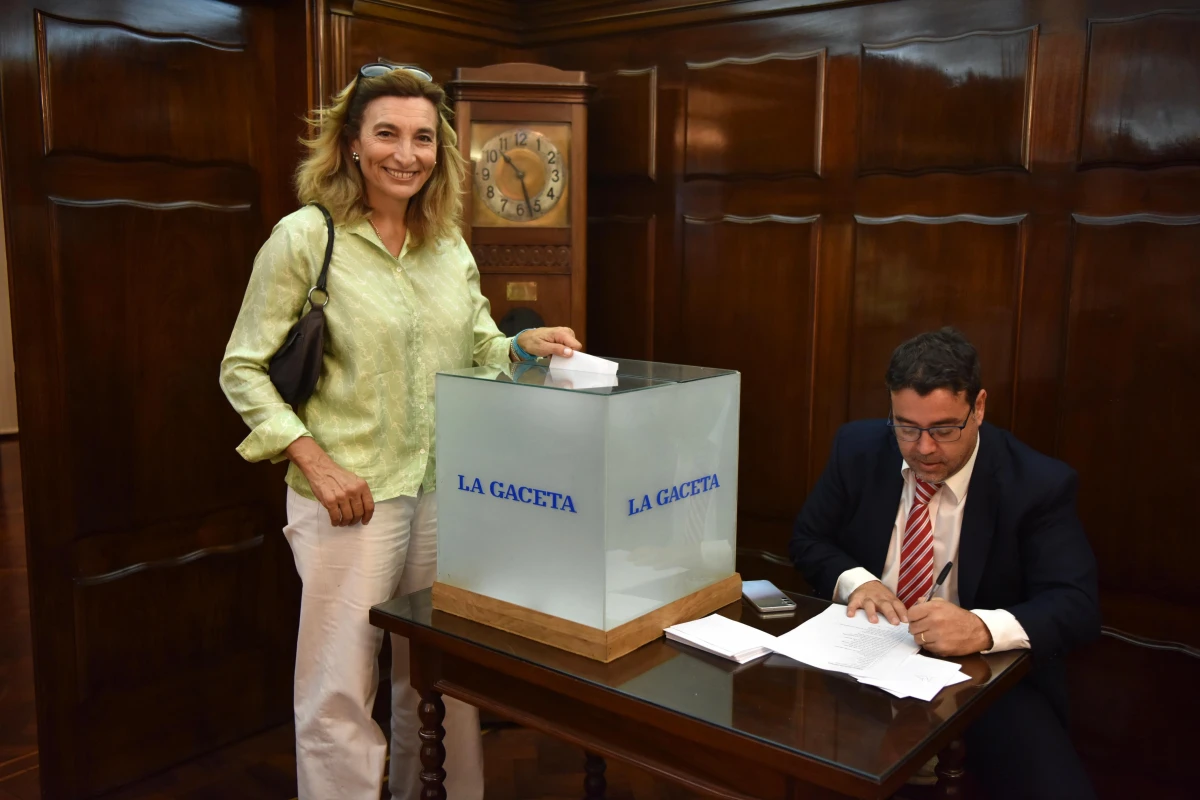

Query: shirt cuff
[970,608,1031,654]
[833,567,880,604]
[235,410,311,464]
[478,336,513,368]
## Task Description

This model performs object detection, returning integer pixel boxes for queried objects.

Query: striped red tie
[897,478,939,607]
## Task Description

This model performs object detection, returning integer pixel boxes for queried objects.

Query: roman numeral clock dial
[475,128,566,223]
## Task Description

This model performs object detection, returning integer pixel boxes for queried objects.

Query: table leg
[418,691,447,800]
[934,737,967,799]
[583,751,607,799]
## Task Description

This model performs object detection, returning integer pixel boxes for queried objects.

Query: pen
[923,561,954,602]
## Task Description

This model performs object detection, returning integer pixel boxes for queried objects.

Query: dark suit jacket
[790,420,1101,717]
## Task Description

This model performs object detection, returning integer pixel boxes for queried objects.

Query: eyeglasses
[358,62,433,82]
[887,408,974,443]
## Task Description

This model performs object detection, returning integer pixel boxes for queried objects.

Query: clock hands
[499,150,536,218]
[498,150,523,179]
[517,180,535,219]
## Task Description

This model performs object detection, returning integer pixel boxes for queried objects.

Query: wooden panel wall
[315,0,524,112]
[531,1,1200,794]
[0,0,310,793]
[5,0,1187,793]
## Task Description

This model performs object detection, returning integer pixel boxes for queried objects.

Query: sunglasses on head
[357,62,433,82]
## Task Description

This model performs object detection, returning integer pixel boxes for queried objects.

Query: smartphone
[742,580,796,614]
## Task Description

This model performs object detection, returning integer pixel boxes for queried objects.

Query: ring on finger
[920,633,927,644]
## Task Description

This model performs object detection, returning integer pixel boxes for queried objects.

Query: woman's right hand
[286,437,375,526]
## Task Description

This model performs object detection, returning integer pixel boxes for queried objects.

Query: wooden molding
[455,62,588,84]
[471,243,572,269]
[1101,627,1200,658]
[450,64,593,103]
[339,0,897,45]
[521,0,896,44]
[432,573,742,662]
[450,85,593,104]
[345,0,524,45]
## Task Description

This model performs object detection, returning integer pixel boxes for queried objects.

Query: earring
[352,152,360,163]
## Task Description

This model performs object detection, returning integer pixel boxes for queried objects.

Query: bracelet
[511,328,538,362]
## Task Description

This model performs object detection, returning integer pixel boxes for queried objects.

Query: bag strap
[312,203,334,294]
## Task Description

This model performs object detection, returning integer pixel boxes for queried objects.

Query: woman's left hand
[517,327,582,359]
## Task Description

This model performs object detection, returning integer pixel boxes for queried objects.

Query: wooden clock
[449,63,592,345]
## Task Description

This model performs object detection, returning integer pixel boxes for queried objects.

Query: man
[790,328,1100,799]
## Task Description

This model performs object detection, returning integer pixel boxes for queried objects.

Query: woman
[219,64,580,800]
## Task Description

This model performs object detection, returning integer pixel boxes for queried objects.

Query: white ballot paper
[546,368,618,390]
[549,351,619,375]
[771,604,920,678]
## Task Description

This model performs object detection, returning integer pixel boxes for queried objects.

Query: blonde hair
[295,69,466,249]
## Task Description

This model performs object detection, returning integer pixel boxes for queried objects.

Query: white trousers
[283,487,485,800]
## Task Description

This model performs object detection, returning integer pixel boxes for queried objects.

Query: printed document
[662,603,972,700]
[856,653,971,701]
[771,604,919,678]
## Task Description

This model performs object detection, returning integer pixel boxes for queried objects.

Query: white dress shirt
[832,437,1030,653]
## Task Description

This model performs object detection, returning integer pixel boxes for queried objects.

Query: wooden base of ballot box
[431,574,742,662]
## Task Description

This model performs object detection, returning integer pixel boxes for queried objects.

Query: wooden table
[370,589,1028,799]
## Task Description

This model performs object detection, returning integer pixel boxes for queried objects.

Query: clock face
[470,123,571,227]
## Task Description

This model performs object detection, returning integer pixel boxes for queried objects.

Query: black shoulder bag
[269,204,334,406]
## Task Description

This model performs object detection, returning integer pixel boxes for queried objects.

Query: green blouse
[220,205,511,501]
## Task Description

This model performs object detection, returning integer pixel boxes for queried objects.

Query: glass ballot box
[434,359,741,662]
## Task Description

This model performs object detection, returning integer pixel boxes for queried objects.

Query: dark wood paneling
[0,441,36,794]
[52,202,261,536]
[685,53,823,178]
[1,0,307,794]
[532,3,1200,792]
[849,216,1026,425]
[587,216,655,359]
[860,29,1034,174]
[589,68,656,180]
[525,0,881,44]
[1079,10,1200,167]
[1059,215,1200,643]
[341,0,524,46]
[73,540,266,699]
[39,13,255,161]
[340,13,521,90]
[1068,635,1199,799]
[681,216,816,544]
[2,0,1193,795]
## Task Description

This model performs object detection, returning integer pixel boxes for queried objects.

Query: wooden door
[0,0,308,795]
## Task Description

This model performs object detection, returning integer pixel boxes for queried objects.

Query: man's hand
[907,598,993,656]
[847,580,909,625]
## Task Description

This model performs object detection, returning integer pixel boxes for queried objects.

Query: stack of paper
[769,604,971,699]
[663,604,971,700]
[856,653,970,701]
[664,614,778,664]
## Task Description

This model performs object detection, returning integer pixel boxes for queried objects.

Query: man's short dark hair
[885,328,982,407]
